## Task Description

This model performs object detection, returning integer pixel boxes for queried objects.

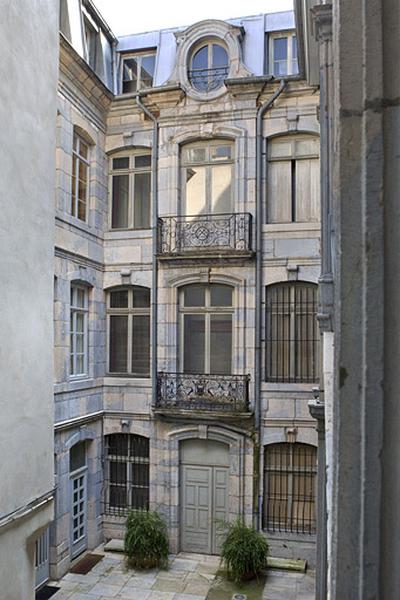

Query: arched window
[181,140,234,216]
[188,41,229,92]
[267,135,320,223]
[179,283,233,374]
[264,443,317,534]
[104,434,149,515]
[110,150,151,230]
[107,286,150,376]
[265,282,319,383]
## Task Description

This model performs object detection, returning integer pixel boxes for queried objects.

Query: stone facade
[49,2,321,582]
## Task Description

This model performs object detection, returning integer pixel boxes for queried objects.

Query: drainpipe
[136,94,158,409]
[255,79,287,528]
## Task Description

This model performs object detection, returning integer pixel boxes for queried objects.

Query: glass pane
[110,289,128,308]
[73,134,78,151]
[210,314,232,374]
[183,284,206,307]
[183,314,205,373]
[192,45,208,70]
[132,315,150,376]
[110,485,127,507]
[274,37,287,61]
[79,140,88,160]
[71,159,77,216]
[292,36,298,74]
[113,157,129,170]
[185,166,206,215]
[107,434,128,455]
[132,287,150,308]
[210,284,232,307]
[78,178,87,202]
[211,164,232,213]
[133,172,151,228]
[109,315,128,372]
[122,57,138,93]
[110,461,127,484]
[185,147,207,164]
[140,54,155,88]
[130,435,149,458]
[76,354,84,374]
[76,288,85,308]
[134,154,151,168]
[70,442,86,472]
[76,333,84,352]
[211,145,232,161]
[111,174,129,228]
[212,44,228,68]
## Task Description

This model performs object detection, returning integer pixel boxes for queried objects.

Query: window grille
[264,443,317,534]
[104,434,149,516]
[266,282,319,383]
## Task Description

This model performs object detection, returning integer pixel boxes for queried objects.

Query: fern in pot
[220,519,268,583]
[124,509,169,569]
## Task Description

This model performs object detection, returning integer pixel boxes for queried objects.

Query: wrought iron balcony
[188,66,229,92]
[156,372,250,413]
[157,213,253,258]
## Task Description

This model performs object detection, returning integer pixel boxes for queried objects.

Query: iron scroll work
[156,372,250,412]
[157,213,252,257]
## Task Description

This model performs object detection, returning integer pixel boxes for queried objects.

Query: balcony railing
[188,66,229,92]
[157,213,252,258]
[156,372,250,413]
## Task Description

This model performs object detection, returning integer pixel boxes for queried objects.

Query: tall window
[268,31,298,76]
[110,152,151,230]
[188,41,229,92]
[107,286,150,376]
[180,283,233,374]
[264,443,317,534]
[267,135,320,223]
[105,434,149,515]
[182,140,234,216]
[71,131,89,221]
[70,285,88,377]
[265,282,319,383]
[121,52,156,93]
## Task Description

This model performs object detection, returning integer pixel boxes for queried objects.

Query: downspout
[255,79,287,528]
[136,94,158,409]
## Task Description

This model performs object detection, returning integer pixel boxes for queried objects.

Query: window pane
[112,174,129,228]
[79,140,88,160]
[210,284,233,307]
[134,154,151,168]
[210,314,232,374]
[122,57,138,93]
[71,158,77,216]
[70,442,86,472]
[212,44,228,68]
[130,435,149,458]
[274,37,287,61]
[109,315,128,372]
[132,315,150,376]
[183,284,205,307]
[292,36,298,74]
[211,145,232,161]
[113,157,129,170]
[110,486,127,507]
[107,434,128,456]
[192,46,208,70]
[267,161,292,223]
[110,461,126,484]
[110,290,128,308]
[140,54,155,88]
[184,314,205,373]
[185,166,206,215]
[132,287,150,308]
[211,165,232,213]
[133,172,151,228]
[185,147,207,164]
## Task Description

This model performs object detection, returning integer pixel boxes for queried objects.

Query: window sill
[104,229,152,241]
[103,376,151,387]
[262,222,320,233]
[56,212,98,237]
[54,378,98,394]
[261,382,318,393]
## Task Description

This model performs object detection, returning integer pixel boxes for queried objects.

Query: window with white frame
[70,285,89,377]
[181,140,234,216]
[267,135,320,223]
[179,283,233,375]
[263,443,317,534]
[71,131,89,221]
[110,152,151,230]
[104,433,149,515]
[121,51,156,94]
[107,286,150,376]
[268,31,298,76]
[188,41,229,92]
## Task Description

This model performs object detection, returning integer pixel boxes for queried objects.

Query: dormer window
[269,31,298,76]
[121,51,156,93]
[188,41,229,92]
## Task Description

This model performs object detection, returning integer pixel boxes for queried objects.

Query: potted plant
[220,519,268,583]
[124,509,169,569]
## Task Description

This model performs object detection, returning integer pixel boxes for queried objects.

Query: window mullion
[130,172,134,229]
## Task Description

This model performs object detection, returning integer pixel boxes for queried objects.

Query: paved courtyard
[49,548,315,600]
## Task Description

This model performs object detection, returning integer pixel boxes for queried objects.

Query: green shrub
[124,510,169,569]
[220,519,268,583]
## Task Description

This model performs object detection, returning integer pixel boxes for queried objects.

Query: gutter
[255,79,287,528]
[135,95,159,409]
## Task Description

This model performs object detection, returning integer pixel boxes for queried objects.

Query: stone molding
[311,4,333,43]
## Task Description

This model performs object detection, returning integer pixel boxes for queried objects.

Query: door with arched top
[180,439,229,554]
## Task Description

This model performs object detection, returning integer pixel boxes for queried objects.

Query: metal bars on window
[266,282,319,383]
[104,434,149,516]
[264,443,317,534]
